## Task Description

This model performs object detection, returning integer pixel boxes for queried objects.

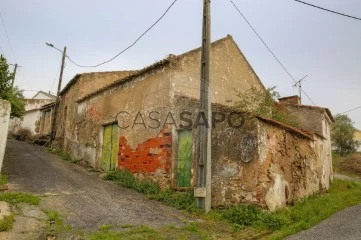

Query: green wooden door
[101,124,119,171]
[177,131,193,187]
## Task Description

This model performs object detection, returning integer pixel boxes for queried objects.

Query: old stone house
[48,35,333,210]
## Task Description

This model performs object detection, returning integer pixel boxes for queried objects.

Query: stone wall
[0,99,11,173]
[211,117,333,211]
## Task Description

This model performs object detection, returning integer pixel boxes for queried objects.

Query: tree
[234,87,299,127]
[332,114,360,155]
[0,55,24,118]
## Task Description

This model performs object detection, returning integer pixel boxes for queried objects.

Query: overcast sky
[1,0,360,128]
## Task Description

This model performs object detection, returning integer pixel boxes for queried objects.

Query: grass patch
[44,210,72,238]
[0,215,15,232]
[267,179,361,239]
[89,225,162,240]
[0,192,40,205]
[0,174,8,185]
[105,170,199,213]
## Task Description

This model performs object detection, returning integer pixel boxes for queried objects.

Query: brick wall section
[118,127,172,173]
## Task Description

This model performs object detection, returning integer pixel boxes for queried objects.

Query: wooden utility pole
[195,0,212,213]
[50,46,67,145]
[11,64,18,88]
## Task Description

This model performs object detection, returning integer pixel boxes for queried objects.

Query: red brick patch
[118,127,172,173]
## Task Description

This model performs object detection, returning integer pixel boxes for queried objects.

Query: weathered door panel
[101,124,118,171]
[177,131,193,187]
[110,124,119,170]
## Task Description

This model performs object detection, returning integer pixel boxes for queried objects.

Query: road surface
[3,139,192,230]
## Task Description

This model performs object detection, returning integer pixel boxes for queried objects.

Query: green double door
[101,124,119,171]
[177,131,193,187]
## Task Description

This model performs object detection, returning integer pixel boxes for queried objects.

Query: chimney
[278,95,300,105]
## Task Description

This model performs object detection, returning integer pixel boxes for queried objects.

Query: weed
[89,225,162,240]
[44,210,72,236]
[0,214,15,232]
[182,222,198,232]
[99,224,114,232]
[120,224,134,229]
[0,192,40,205]
[0,174,8,185]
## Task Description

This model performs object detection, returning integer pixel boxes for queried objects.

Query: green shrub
[105,170,198,212]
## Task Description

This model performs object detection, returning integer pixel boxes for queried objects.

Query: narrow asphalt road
[3,139,192,230]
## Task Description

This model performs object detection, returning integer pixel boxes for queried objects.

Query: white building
[9,91,55,134]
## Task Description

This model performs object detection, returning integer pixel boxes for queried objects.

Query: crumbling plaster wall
[76,65,174,179]
[55,71,133,160]
[211,118,332,211]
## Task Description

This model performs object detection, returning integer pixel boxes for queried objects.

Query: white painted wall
[22,110,40,133]
[9,96,54,134]
[0,99,11,173]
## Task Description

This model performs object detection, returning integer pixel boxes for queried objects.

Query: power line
[0,12,17,62]
[50,62,62,93]
[342,106,361,114]
[294,0,361,21]
[66,0,178,68]
[228,0,317,106]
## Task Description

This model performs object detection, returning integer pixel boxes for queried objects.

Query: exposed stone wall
[211,118,332,211]
[0,99,11,173]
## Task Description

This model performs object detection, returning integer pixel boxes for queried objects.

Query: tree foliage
[234,87,299,127]
[0,55,24,118]
[332,114,360,155]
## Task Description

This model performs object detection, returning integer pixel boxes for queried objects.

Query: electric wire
[229,0,317,105]
[294,0,361,21]
[66,0,178,68]
[342,106,361,114]
[0,12,17,62]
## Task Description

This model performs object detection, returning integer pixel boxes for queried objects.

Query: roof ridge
[77,35,236,103]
